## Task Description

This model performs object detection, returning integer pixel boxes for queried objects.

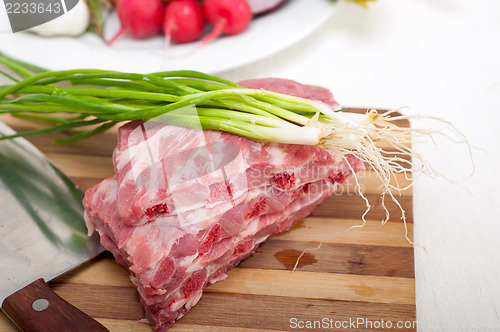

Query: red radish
[200,0,253,46]
[164,0,205,44]
[107,0,165,46]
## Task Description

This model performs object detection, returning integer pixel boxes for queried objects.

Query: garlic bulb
[29,0,90,37]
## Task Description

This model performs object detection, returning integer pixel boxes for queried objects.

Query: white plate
[0,0,336,74]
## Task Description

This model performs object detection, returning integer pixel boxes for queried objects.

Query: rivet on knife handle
[1,278,109,332]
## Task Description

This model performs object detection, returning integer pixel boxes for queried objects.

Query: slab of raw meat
[83,78,364,331]
[84,127,363,331]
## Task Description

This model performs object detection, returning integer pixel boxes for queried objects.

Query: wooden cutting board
[0,111,416,332]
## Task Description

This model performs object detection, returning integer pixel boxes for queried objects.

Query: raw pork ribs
[83,79,364,331]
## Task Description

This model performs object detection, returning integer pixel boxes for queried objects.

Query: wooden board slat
[0,111,416,331]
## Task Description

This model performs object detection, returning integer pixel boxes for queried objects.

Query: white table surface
[1,1,499,331]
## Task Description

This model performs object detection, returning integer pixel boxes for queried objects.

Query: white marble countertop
[1,1,499,330]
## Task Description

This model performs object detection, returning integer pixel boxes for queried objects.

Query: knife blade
[0,122,108,331]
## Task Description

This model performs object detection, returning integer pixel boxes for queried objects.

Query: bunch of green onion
[2,51,449,238]
[0,52,342,145]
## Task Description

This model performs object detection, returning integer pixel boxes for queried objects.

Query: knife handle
[2,278,109,332]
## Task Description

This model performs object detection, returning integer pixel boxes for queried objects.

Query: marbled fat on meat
[83,78,364,331]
